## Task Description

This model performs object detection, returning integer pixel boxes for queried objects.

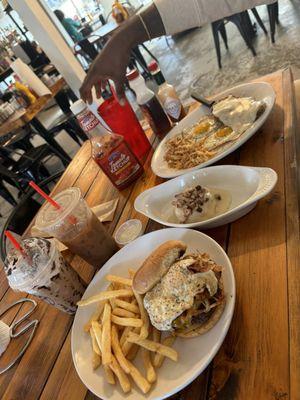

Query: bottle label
[77,110,100,132]
[97,142,141,187]
[163,97,181,120]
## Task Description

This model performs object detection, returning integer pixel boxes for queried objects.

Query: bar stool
[211,11,256,69]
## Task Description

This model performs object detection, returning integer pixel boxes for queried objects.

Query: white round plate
[151,82,276,179]
[71,228,235,400]
[135,165,277,229]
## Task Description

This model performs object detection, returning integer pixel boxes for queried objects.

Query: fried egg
[212,95,264,134]
[202,126,242,151]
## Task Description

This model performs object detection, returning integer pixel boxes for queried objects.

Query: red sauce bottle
[97,86,151,162]
[71,100,143,190]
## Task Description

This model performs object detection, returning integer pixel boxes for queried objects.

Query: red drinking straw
[29,181,77,224]
[29,181,61,210]
[4,230,27,258]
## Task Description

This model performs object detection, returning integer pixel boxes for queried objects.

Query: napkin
[31,199,119,253]
[11,58,51,97]
[92,198,119,222]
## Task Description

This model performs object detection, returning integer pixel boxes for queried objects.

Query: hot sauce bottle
[148,61,186,123]
[70,100,143,190]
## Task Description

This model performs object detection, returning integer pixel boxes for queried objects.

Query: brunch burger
[133,241,225,337]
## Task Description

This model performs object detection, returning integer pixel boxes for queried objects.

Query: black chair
[250,1,279,43]
[46,113,88,145]
[211,11,257,69]
[0,142,65,193]
[76,38,99,61]
[0,171,63,262]
[267,1,279,43]
[0,179,17,206]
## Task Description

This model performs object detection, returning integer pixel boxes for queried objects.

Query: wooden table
[0,77,71,164]
[0,77,66,138]
[0,68,299,400]
[89,22,118,43]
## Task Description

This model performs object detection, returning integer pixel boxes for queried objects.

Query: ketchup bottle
[97,85,151,162]
[70,100,143,190]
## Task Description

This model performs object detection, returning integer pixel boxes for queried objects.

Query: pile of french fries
[77,269,177,394]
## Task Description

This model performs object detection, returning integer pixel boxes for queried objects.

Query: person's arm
[73,20,82,28]
[80,3,164,103]
[80,1,273,103]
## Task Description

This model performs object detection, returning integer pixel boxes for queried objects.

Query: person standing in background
[80,0,275,103]
[54,9,84,42]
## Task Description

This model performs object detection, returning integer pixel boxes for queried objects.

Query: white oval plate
[71,228,235,400]
[151,82,276,179]
[135,166,277,230]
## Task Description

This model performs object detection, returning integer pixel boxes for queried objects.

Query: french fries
[120,326,132,347]
[126,343,139,361]
[89,327,101,356]
[104,364,115,384]
[111,325,130,374]
[91,321,102,351]
[111,315,143,328]
[77,289,133,307]
[114,299,140,314]
[92,353,101,370]
[127,360,151,394]
[106,274,133,287]
[133,291,149,339]
[84,301,105,332]
[109,355,131,393]
[83,270,179,395]
[142,348,156,383]
[113,307,136,318]
[101,303,112,365]
[127,332,178,361]
[153,336,176,368]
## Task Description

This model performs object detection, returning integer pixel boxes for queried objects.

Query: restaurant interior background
[0,0,300,230]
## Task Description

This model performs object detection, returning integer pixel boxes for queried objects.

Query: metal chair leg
[211,22,223,69]
[251,8,268,34]
[267,3,277,43]
[0,181,17,206]
[30,118,71,166]
[140,44,159,63]
[219,22,228,49]
[232,16,257,56]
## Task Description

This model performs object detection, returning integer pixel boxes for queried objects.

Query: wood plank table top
[0,77,66,137]
[0,68,299,400]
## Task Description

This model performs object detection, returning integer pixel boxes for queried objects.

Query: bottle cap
[70,99,88,115]
[148,60,159,72]
[126,69,139,81]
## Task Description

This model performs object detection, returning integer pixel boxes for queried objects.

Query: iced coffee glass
[5,237,85,314]
[35,187,117,269]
